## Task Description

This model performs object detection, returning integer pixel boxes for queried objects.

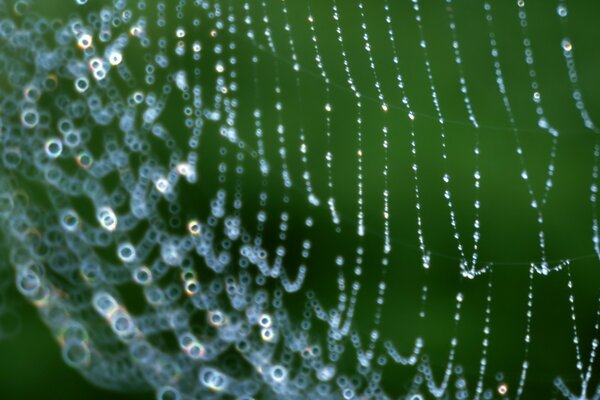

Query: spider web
[0,0,599,398]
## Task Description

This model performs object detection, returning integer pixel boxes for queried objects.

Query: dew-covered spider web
[0,0,599,398]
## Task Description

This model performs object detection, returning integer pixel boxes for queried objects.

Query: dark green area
[0,298,152,400]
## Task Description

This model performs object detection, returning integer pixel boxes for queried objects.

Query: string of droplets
[514,0,563,275]
[256,0,295,285]
[241,0,272,265]
[380,0,430,361]
[411,0,485,280]
[445,0,484,276]
[354,0,392,369]
[555,0,600,265]
[483,5,551,398]
[310,2,369,379]
[408,0,471,393]
[305,2,341,229]
[556,263,600,399]
[279,0,320,210]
